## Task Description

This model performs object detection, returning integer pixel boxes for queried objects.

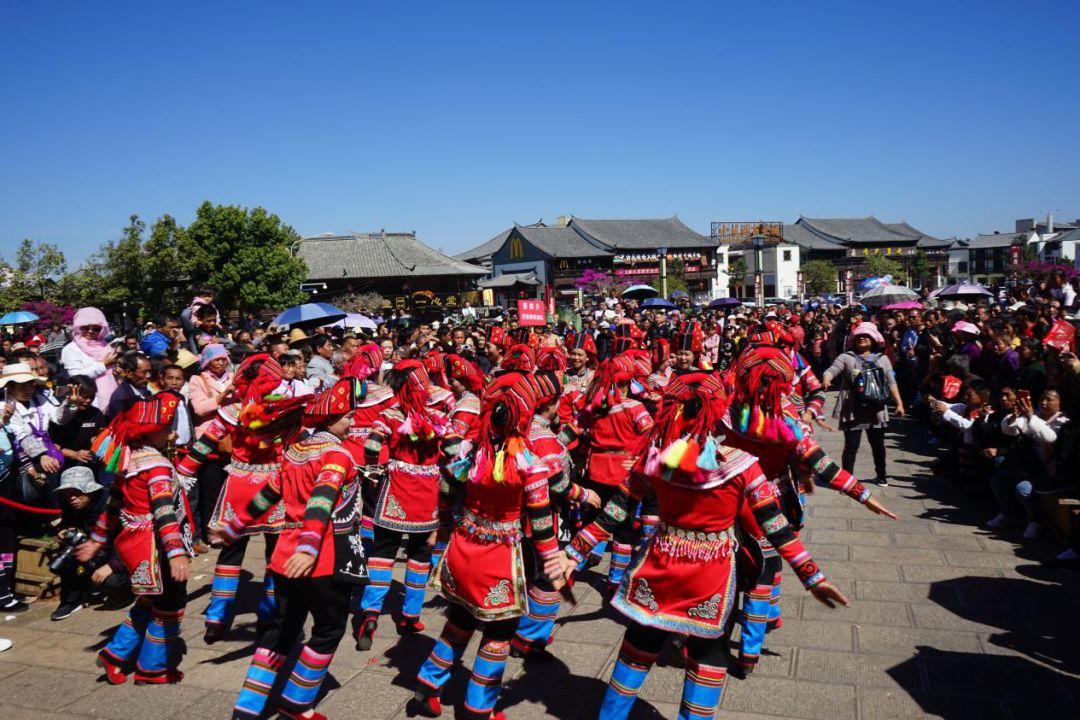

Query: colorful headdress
[341,343,383,381]
[566,331,598,359]
[91,390,183,473]
[536,346,567,374]
[613,322,642,354]
[487,325,511,349]
[729,345,801,442]
[468,371,541,487]
[423,351,449,388]
[512,326,539,349]
[303,377,359,425]
[533,369,563,406]
[585,356,636,411]
[199,343,229,370]
[444,354,485,395]
[389,360,446,440]
[748,320,794,348]
[641,376,728,484]
[500,344,537,373]
[233,353,285,404]
[673,321,703,353]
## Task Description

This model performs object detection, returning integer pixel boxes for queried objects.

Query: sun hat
[851,322,885,346]
[288,328,311,346]
[952,321,980,336]
[55,466,104,495]
[0,363,44,387]
[175,348,199,370]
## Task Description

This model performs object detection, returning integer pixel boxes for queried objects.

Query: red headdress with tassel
[468,370,541,487]
[500,344,537,373]
[536,346,567,375]
[423,351,449,388]
[91,390,183,474]
[584,356,636,411]
[233,354,285,404]
[341,343,383,381]
[390,360,446,440]
[444,353,485,395]
[728,344,801,442]
[650,338,670,369]
[566,331,597,360]
[533,369,563,406]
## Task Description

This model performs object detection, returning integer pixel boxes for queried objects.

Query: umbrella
[0,310,39,325]
[882,301,923,310]
[861,284,919,307]
[935,283,994,300]
[621,284,659,300]
[271,302,347,330]
[706,297,742,310]
[641,298,676,309]
[334,313,378,332]
[669,290,690,300]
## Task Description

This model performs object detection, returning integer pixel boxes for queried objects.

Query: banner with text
[518,299,547,326]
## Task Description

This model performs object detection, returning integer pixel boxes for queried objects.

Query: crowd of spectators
[0,273,1078,621]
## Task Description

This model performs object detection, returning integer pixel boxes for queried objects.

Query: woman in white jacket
[993,389,1068,539]
[59,308,119,412]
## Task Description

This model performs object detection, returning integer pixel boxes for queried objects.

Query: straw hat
[288,328,311,346]
[0,363,44,387]
[175,348,200,370]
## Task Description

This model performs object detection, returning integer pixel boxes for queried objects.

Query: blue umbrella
[0,310,39,325]
[669,290,690,300]
[622,284,659,299]
[271,302,347,330]
[706,297,742,310]
[641,297,676,309]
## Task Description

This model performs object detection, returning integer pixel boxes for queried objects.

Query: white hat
[599,321,611,329]
[56,466,104,495]
[0,363,43,387]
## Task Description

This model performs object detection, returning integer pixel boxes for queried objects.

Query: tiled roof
[799,217,918,245]
[298,233,487,280]
[478,271,541,288]
[569,216,714,250]
[967,232,1026,249]
[516,225,610,257]
[454,221,546,262]
[783,222,845,251]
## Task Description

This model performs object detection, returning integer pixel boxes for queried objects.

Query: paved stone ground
[2,401,1079,719]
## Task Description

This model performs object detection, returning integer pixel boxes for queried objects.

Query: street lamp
[752,235,765,307]
[657,246,669,298]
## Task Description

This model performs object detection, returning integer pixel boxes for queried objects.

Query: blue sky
[1,1,1077,266]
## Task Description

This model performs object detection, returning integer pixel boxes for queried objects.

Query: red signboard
[517,299,546,326]
[614,265,701,277]
[1010,245,1022,267]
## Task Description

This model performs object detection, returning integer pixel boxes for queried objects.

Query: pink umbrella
[882,301,923,310]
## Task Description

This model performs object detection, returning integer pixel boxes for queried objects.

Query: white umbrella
[334,313,377,332]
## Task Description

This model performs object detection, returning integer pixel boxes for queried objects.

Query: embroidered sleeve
[297,454,348,556]
[146,466,189,559]
[632,407,654,435]
[90,482,123,544]
[793,435,869,503]
[741,470,824,588]
[800,370,826,416]
[523,475,559,558]
[176,416,228,477]
[364,425,388,466]
[566,471,651,564]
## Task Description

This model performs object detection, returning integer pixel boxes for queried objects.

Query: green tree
[727,256,747,295]
[0,239,67,308]
[651,258,690,297]
[907,249,931,287]
[864,254,904,280]
[801,259,837,295]
[182,202,307,312]
[92,215,150,311]
[143,214,187,317]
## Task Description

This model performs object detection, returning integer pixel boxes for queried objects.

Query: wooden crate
[15,536,60,599]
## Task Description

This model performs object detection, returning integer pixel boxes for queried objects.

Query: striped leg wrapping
[360,515,375,555]
[579,540,607,572]
[256,571,277,626]
[608,543,633,587]
[738,583,772,667]
[767,568,783,630]
[513,586,561,651]
[638,515,659,546]
[416,619,474,694]
[463,638,510,718]
[359,557,394,614]
[678,659,727,720]
[135,608,185,677]
[278,645,334,714]
[103,597,153,664]
[430,540,447,576]
[600,639,660,720]
[402,559,431,619]
[233,647,287,718]
[205,564,242,631]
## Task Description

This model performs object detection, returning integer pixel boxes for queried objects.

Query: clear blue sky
[2,1,1078,267]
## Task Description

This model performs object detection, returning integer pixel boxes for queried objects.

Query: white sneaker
[1056,548,1078,561]
[0,639,11,653]
[986,513,1011,529]
[1022,522,1041,540]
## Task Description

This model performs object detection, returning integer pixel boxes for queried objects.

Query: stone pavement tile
[899,564,1001,583]
[767,619,854,651]
[942,550,1015,569]
[555,607,628,645]
[22,607,125,639]
[923,656,1077,710]
[64,682,204,720]
[171,690,237,718]
[514,640,614,679]
[801,516,850,531]
[638,665,686,703]
[807,528,891,547]
[857,687,1008,719]
[814,559,901,581]
[851,545,945,566]
[927,519,986,535]
[855,580,959,606]
[809,504,878,520]
[909,604,1001,634]
[801,598,912,628]
[0,705,95,720]
[803,543,849,561]
[794,648,923,690]
[0,624,51,656]
[500,675,611,717]
[0,662,29,681]
[316,668,414,718]
[975,533,1025,554]
[890,532,984,550]
[855,625,982,655]
[0,667,99,711]
[720,676,857,719]
[0,630,110,672]
[179,645,258,691]
[850,518,934,535]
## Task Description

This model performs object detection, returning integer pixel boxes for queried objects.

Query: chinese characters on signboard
[711,222,784,243]
[517,299,546,326]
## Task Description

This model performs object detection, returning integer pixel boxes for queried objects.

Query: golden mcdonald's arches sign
[509,237,525,259]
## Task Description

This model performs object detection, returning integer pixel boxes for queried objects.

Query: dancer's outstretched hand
[865,496,898,519]
[283,551,317,579]
[809,581,850,609]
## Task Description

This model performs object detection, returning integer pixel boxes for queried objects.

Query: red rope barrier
[0,495,62,515]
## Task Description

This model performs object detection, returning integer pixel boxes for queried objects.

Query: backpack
[851,352,889,408]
